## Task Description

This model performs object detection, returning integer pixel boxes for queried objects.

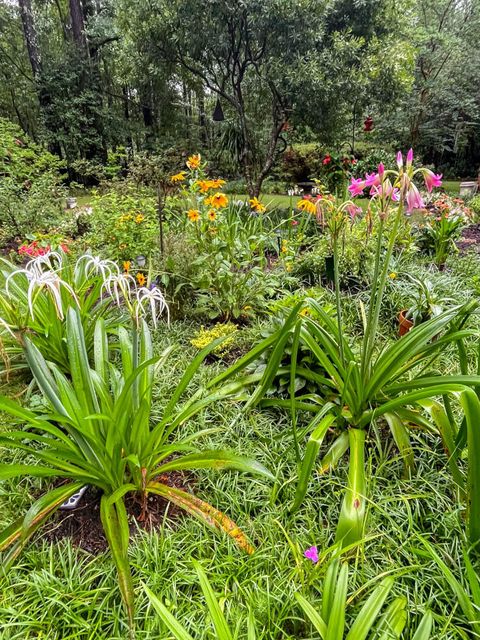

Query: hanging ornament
[212,98,225,122]
[364,115,374,132]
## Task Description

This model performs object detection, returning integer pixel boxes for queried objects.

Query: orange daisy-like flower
[207,209,217,221]
[205,192,228,209]
[123,260,131,274]
[249,197,266,213]
[195,179,213,193]
[186,154,201,170]
[209,178,226,189]
[187,209,200,222]
[136,273,146,286]
[297,199,317,215]
[171,171,187,183]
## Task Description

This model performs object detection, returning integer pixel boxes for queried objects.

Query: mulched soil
[457,223,480,253]
[41,471,190,554]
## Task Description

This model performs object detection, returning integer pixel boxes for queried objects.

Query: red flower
[291,219,299,226]
[322,155,331,165]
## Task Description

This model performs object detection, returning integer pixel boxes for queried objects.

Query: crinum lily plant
[211,150,480,549]
[0,253,273,634]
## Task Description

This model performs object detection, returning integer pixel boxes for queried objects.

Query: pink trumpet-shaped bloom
[378,162,385,177]
[304,546,319,563]
[406,183,425,212]
[396,151,403,169]
[370,180,400,202]
[423,170,443,193]
[346,203,362,219]
[391,187,400,202]
[348,177,366,197]
[365,172,380,187]
[406,148,414,167]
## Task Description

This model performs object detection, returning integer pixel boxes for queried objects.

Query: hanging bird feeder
[212,98,225,122]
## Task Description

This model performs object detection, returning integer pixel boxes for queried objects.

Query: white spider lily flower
[75,255,120,281]
[25,271,79,319]
[102,273,136,307]
[135,286,170,328]
[26,251,64,276]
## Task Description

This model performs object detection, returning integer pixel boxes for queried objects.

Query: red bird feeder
[364,115,374,132]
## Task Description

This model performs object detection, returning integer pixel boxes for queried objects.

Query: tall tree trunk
[197,87,208,146]
[69,0,88,53]
[18,0,42,79]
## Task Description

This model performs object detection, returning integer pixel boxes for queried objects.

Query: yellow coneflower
[123,260,131,274]
[187,209,200,222]
[205,192,228,209]
[171,171,187,183]
[209,178,226,189]
[136,273,146,286]
[297,199,317,215]
[207,209,217,221]
[249,197,266,214]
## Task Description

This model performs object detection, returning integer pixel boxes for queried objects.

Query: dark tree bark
[18,0,42,79]
[69,0,88,53]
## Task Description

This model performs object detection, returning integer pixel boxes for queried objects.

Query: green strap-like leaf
[99,495,135,632]
[345,577,394,640]
[148,482,255,554]
[155,450,274,481]
[295,592,327,638]
[193,561,233,640]
[412,611,433,640]
[144,584,194,640]
[291,413,336,512]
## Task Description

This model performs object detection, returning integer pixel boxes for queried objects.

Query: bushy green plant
[292,225,374,289]
[167,156,283,321]
[0,310,273,633]
[86,186,158,262]
[0,119,66,243]
[469,194,480,218]
[414,193,472,269]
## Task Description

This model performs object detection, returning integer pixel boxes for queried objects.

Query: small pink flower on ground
[348,178,366,197]
[304,546,319,563]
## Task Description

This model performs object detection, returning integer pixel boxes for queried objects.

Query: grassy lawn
[69,182,462,212]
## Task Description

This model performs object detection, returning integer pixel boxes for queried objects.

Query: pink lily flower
[406,183,425,212]
[346,203,362,219]
[406,148,413,168]
[396,151,403,169]
[423,170,443,193]
[365,172,380,187]
[348,177,366,197]
[378,162,385,177]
